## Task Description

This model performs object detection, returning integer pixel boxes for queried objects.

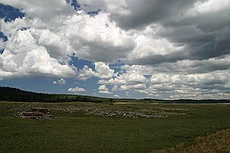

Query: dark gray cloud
[119,0,230,70]
[127,51,187,65]
[111,0,204,29]
[159,7,230,61]
[149,55,230,74]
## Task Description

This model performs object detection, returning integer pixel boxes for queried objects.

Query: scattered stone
[31,107,49,114]
[13,103,188,119]
[19,107,53,120]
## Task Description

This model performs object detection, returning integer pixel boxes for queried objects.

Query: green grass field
[1,101,230,153]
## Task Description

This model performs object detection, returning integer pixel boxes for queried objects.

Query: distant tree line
[164,99,230,104]
[141,98,230,104]
[0,87,112,103]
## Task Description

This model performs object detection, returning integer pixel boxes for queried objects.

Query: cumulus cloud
[98,85,111,94]
[77,65,95,80]
[63,12,135,63]
[0,39,5,50]
[53,78,66,85]
[0,28,75,78]
[0,1,135,79]
[94,62,116,79]
[88,0,230,65]
[0,0,230,99]
[148,70,230,99]
[76,62,116,80]
[68,87,86,93]
[106,0,201,29]
[0,10,75,79]
[0,0,76,21]
[98,65,150,94]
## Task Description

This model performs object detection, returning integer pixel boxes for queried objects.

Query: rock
[19,107,53,120]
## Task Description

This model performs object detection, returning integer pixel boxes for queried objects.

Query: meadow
[1,101,230,153]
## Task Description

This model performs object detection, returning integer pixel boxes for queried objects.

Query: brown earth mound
[153,129,230,153]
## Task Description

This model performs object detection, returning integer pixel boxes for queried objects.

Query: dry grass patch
[153,129,230,153]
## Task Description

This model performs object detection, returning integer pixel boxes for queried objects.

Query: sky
[0,0,230,99]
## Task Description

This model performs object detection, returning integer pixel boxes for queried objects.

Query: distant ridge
[0,86,229,103]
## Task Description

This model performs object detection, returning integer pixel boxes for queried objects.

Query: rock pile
[19,107,53,120]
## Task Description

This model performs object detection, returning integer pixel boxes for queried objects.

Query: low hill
[0,87,110,103]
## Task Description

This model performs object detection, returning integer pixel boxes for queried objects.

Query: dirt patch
[153,129,230,153]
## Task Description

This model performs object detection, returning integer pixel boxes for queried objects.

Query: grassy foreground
[0,102,230,153]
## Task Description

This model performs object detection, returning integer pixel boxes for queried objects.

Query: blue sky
[0,0,230,99]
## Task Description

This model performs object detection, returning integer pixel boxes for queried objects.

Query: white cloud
[98,65,149,86]
[21,48,75,76]
[76,62,117,80]
[77,65,95,80]
[77,0,130,16]
[94,62,115,79]
[0,0,75,21]
[53,78,66,85]
[99,90,112,94]
[37,29,72,60]
[0,16,76,79]
[99,84,108,91]
[68,87,86,93]
[63,13,135,63]
[0,2,135,78]
[120,84,146,91]
[187,0,230,15]
[130,25,183,54]
[114,94,119,97]
[97,62,230,99]
[147,70,230,99]
[1,43,75,78]
[0,39,5,51]
[98,84,111,94]
[98,64,150,94]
